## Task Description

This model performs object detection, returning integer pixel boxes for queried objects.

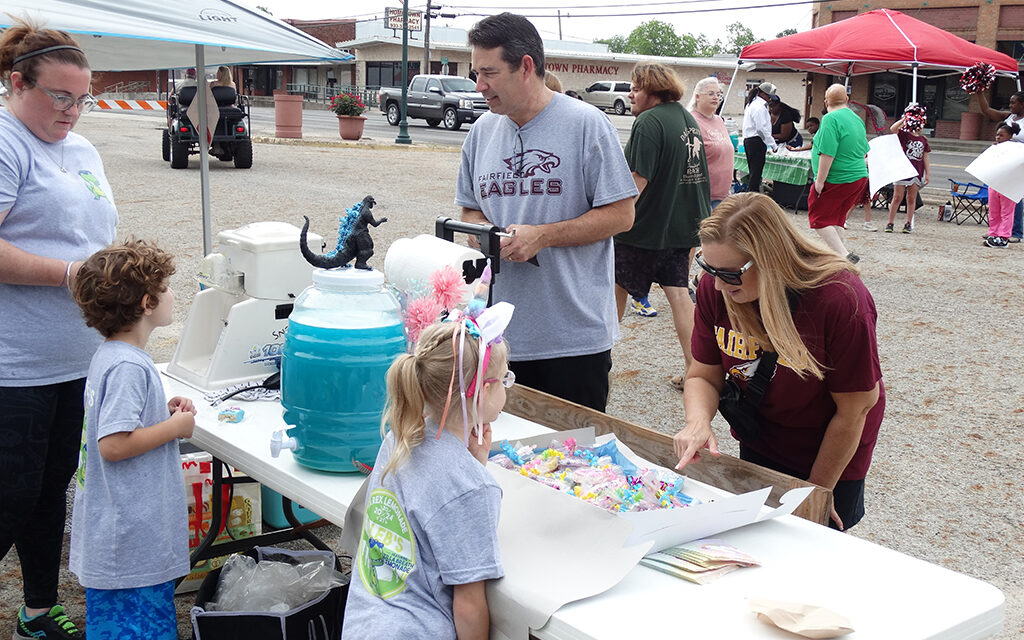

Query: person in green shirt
[616,62,712,380]
[809,84,869,263]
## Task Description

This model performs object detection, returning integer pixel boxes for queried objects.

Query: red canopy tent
[733,9,1019,104]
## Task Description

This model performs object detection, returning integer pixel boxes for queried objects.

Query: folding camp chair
[947,179,989,225]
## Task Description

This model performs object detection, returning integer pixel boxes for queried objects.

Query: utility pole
[558,10,562,40]
[423,3,433,75]
[396,0,412,144]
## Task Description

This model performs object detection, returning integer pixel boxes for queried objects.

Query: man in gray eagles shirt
[456,13,637,412]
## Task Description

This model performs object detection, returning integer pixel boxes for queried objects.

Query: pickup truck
[378,74,488,130]
[581,80,633,115]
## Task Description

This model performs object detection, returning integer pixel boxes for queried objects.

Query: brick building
[809,0,1024,139]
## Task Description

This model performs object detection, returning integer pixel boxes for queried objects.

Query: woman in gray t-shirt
[0,20,116,638]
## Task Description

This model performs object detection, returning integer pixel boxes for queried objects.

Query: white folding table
[162,370,1004,639]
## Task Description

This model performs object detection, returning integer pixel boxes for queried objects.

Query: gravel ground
[2,111,1022,638]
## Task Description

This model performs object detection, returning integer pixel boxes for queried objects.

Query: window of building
[366,61,420,88]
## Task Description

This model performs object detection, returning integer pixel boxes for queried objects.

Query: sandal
[669,375,686,391]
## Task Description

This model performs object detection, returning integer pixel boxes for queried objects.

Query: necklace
[46,138,68,174]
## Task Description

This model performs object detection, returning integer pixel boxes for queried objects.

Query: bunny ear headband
[436,262,515,445]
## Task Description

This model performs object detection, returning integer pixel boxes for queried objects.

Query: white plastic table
[162,370,1004,639]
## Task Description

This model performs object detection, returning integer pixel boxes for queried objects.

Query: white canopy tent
[1,0,353,253]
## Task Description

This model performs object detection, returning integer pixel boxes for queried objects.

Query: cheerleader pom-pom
[960,62,996,94]
[901,103,927,132]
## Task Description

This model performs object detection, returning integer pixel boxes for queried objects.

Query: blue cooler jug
[282,268,405,472]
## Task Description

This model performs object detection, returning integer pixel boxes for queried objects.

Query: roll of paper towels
[384,235,485,302]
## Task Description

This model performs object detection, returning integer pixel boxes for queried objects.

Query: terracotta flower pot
[337,115,366,141]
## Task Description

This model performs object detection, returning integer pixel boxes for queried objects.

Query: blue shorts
[85,580,177,640]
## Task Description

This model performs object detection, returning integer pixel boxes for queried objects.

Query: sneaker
[669,375,686,391]
[1009,237,1022,243]
[14,605,84,639]
[630,296,657,317]
[985,236,1008,248]
[862,221,878,232]
[902,223,912,234]
[885,223,894,233]
[846,252,861,264]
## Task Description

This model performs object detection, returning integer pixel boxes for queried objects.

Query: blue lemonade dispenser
[279,268,405,472]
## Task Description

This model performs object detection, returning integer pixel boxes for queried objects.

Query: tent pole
[723,63,741,116]
[196,45,213,256]
[912,62,919,104]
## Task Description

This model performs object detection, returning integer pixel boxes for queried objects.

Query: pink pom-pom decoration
[429,265,465,311]
[901,103,927,132]
[960,62,996,94]
[404,296,444,345]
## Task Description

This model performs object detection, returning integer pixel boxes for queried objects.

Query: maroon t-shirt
[897,130,930,179]
[691,270,885,481]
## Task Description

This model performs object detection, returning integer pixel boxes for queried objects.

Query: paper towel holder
[434,216,540,284]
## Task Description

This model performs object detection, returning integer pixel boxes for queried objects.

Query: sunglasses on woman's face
[695,255,754,286]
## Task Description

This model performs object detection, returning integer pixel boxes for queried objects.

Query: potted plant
[331,92,367,140]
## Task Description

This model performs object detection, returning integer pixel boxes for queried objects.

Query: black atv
[162,83,253,169]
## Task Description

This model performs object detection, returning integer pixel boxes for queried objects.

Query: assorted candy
[960,62,996,94]
[217,406,245,423]
[490,437,700,513]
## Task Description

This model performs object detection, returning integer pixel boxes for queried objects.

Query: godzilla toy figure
[300,195,388,270]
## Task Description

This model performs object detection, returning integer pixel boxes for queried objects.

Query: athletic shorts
[86,580,178,640]
[614,243,692,299]
[807,177,869,229]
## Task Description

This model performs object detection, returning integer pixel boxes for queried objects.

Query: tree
[595,35,628,53]
[256,5,273,14]
[724,22,763,56]
[625,20,684,57]
[682,33,723,58]
[776,28,798,38]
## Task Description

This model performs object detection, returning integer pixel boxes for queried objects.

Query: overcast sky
[244,0,814,48]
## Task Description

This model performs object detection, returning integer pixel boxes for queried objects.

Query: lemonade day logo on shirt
[357,488,416,599]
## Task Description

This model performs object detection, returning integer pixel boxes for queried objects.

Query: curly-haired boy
[68,239,195,638]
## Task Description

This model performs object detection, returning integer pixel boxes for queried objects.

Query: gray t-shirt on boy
[456,93,638,361]
[69,340,189,589]
[343,425,503,640]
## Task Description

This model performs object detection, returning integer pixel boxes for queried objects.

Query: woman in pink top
[688,77,734,208]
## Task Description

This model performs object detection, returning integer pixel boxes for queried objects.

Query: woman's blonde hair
[380,321,508,477]
[699,192,857,379]
[216,65,232,86]
[631,62,683,103]
[687,76,720,111]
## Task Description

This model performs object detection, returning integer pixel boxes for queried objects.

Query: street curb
[251,135,460,153]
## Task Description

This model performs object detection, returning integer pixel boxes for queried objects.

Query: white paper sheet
[867,134,918,197]
[966,142,1024,202]
[487,465,653,640]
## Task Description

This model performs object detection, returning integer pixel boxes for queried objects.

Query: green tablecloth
[734,151,812,186]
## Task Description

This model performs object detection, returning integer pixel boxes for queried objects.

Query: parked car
[580,80,632,115]
[378,74,488,130]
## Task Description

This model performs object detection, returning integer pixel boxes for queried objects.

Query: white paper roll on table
[384,235,484,303]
